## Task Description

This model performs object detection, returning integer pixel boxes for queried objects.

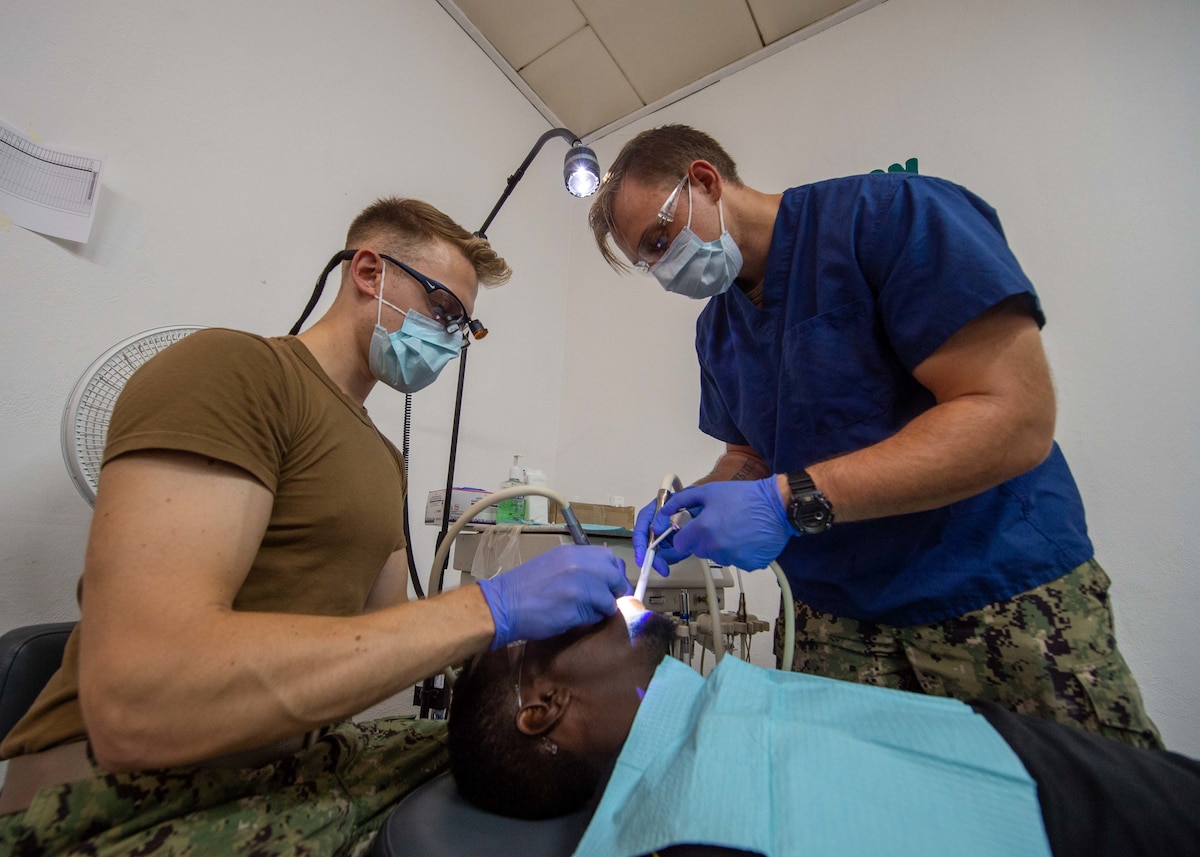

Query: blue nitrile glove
[477,545,631,649]
[660,478,797,571]
[633,497,688,577]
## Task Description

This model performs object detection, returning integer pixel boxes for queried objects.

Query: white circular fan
[61,326,205,505]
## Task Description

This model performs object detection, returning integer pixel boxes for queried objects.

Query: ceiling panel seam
[742,0,768,46]
[574,10,649,107]
[433,0,564,129]
[584,0,889,142]
[515,21,590,72]
[436,0,890,142]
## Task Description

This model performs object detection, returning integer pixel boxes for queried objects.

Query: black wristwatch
[785,470,834,535]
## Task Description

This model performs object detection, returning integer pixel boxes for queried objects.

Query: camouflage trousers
[773,558,1163,749]
[0,717,448,856]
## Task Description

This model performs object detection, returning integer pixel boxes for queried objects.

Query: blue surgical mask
[368,266,463,393]
[651,180,743,299]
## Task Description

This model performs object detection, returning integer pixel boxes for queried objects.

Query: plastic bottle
[495,455,527,524]
[523,467,549,524]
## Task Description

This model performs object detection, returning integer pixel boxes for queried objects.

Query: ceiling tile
[455,0,586,70]
[575,0,763,104]
[748,0,859,44]
[520,27,644,138]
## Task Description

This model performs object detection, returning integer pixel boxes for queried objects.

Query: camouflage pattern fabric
[0,717,448,856]
[773,559,1163,749]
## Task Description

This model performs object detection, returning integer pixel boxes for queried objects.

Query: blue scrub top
[696,173,1093,624]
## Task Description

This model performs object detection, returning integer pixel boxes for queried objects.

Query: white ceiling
[436,0,884,141]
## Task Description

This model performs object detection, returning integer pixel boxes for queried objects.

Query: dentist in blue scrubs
[587,124,1161,748]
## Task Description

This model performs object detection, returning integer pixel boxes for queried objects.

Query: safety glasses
[506,639,527,710]
[634,174,689,272]
[377,253,488,340]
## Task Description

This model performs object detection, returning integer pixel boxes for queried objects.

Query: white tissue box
[425,488,496,525]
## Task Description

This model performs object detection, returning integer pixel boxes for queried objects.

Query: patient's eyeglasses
[506,640,559,755]
[506,640,526,710]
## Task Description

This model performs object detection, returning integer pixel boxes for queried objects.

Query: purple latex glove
[477,545,630,649]
[659,478,797,571]
[633,497,689,577]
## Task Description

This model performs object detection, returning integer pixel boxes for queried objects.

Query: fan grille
[62,326,204,504]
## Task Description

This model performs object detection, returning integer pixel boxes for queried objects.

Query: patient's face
[448,600,676,819]
[468,599,675,756]
[525,601,674,750]
[518,599,675,698]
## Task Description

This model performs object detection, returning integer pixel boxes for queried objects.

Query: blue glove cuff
[476,578,511,650]
[759,476,797,536]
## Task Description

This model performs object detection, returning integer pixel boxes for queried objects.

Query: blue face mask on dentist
[651,179,744,299]
[368,264,463,394]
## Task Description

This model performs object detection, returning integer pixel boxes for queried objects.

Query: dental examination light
[564,144,601,197]
[475,127,600,239]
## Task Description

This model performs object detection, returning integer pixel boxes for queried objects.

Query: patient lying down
[448,599,1200,857]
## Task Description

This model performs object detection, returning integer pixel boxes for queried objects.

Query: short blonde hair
[347,197,511,287]
[588,125,742,272]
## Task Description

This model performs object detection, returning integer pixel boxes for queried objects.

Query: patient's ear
[515,686,571,737]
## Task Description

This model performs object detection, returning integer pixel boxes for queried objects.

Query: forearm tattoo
[731,457,770,481]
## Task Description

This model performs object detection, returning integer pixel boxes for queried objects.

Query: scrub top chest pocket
[779,298,925,443]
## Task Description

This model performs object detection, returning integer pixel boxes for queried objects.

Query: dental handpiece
[635,475,686,602]
[633,525,678,603]
[655,475,684,523]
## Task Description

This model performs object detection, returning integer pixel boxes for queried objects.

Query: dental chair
[371,770,591,857]
[0,622,75,743]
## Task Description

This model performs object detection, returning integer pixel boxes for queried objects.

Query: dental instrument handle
[560,503,590,545]
[633,526,676,603]
[633,548,656,603]
[652,474,685,540]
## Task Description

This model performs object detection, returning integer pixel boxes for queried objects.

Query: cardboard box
[547,501,635,530]
[425,488,496,525]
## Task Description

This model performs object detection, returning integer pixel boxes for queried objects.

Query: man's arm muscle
[79,450,492,771]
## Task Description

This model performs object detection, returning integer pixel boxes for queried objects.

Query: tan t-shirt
[2,329,407,756]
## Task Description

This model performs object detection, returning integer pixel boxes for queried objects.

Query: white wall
[560,0,1200,754]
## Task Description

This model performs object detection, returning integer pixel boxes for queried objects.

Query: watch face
[786,471,833,533]
[789,492,833,534]
[802,505,832,531]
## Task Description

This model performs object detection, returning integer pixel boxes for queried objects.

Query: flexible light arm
[427,130,599,597]
[475,127,599,238]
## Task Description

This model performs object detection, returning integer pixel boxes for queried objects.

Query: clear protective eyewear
[506,639,527,710]
[504,640,559,755]
[633,174,689,272]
